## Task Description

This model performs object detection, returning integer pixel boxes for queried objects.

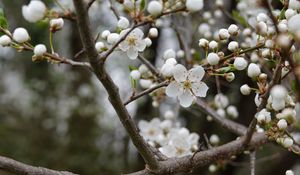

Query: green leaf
[0,8,8,29]
[128,65,138,71]
[232,10,249,28]
[130,77,137,89]
[217,66,235,73]
[140,0,146,11]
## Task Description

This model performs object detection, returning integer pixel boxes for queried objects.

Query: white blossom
[228,41,239,51]
[161,58,177,77]
[149,28,158,38]
[147,1,163,16]
[214,93,229,109]
[207,52,220,65]
[185,0,203,12]
[50,18,64,31]
[12,28,30,43]
[240,84,251,95]
[247,63,261,78]
[138,118,163,142]
[139,79,152,89]
[34,44,47,56]
[199,38,209,48]
[209,134,220,145]
[22,0,46,23]
[256,108,271,124]
[144,37,152,47]
[228,24,239,36]
[130,70,141,80]
[209,40,218,50]
[218,28,230,40]
[107,33,120,44]
[95,42,105,52]
[234,57,248,70]
[117,16,130,29]
[277,119,288,130]
[166,64,208,107]
[119,28,146,59]
[226,105,239,118]
[101,30,110,39]
[0,35,12,46]
[286,170,294,175]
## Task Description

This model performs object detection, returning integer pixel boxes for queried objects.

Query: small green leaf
[232,10,249,28]
[140,0,147,11]
[279,8,286,20]
[217,66,235,73]
[0,8,8,29]
[128,65,138,71]
[130,77,137,89]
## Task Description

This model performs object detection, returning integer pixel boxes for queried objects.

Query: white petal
[188,66,205,82]
[172,64,188,82]
[119,42,129,51]
[132,28,144,39]
[166,81,181,97]
[178,90,194,107]
[159,145,176,158]
[136,39,146,51]
[127,48,138,59]
[192,82,209,97]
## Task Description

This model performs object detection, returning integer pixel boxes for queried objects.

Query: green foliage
[0,8,8,35]
[140,0,147,11]
[232,10,249,28]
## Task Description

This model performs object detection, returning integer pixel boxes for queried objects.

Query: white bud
[186,0,204,12]
[139,79,152,89]
[216,108,226,117]
[138,64,148,73]
[210,134,220,145]
[34,44,47,56]
[250,52,259,62]
[176,50,185,58]
[234,57,248,70]
[276,34,292,48]
[0,35,12,46]
[13,27,30,43]
[242,28,252,36]
[207,52,220,65]
[285,9,296,19]
[149,28,158,38]
[277,119,288,130]
[161,63,174,77]
[147,1,163,16]
[164,110,175,120]
[208,165,217,173]
[278,23,288,33]
[228,41,239,51]
[286,170,294,175]
[265,39,275,48]
[107,33,120,44]
[117,16,130,29]
[283,137,293,148]
[216,0,224,7]
[228,24,239,36]
[50,18,64,31]
[271,85,287,100]
[218,28,230,40]
[226,105,238,118]
[288,14,300,37]
[22,0,46,23]
[225,72,235,82]
[101,30,111,39]
[209,40,218,50]
[199,38,209,48]
[247,63,261,78]
[240,84,251,95]
[95,42,105,52]
[144,37,152,47]
[163,49,176,59]
[257,13,268,22]
[289,0,300,10]
[256,21,268,35]
[130,70,141,80]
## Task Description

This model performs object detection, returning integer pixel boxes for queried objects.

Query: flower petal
[188,66,205,82]
[136,39,146,51]
[132,28,144,39]
[166,81,181,97]
[119,42,129,51]
[178,90,194,107]
[191,82,208,97]
[127,48,138,59]
[172,64,188,82]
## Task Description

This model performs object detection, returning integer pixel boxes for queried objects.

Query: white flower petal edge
[166,81,181,97]
[179,90,195,107]
[172,64,188,82]
[192,82,208,97]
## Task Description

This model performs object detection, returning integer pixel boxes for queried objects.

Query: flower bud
[34,44,47,56]
[117,16,129,29]
[147,1,163,16]
[225,72,235,82]
[95,42,105,52]
[277,119,288,130]
[233,57,247,70]
[207,52,220,65]
[186,0,204,12]
[130,70,141,80]
[13,27,30,43]
[240,84,251,95]
[50,18,64,32]
[0,35,12,46]
[149,28,158,38]
[247,63,261,78]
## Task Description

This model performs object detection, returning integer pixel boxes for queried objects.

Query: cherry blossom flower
[119,28,146,59]
[166,64,208,107]
[138,118,163,142]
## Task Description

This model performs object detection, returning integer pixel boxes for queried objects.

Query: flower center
[183,80,192,90]
[127,36,137,46]
[176,147,185,155]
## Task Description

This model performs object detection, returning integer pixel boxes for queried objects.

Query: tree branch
[137,54,164,81]
[72,0,159,170]
[0,155,77,175]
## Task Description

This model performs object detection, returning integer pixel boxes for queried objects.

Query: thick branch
[72,0,159,170]
[195,99,246,135]
[127,133,268,175]
[0,156,77,175]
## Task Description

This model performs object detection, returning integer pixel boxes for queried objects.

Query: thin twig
[137,54,164,82]
[124,81,168,106]
[108,0,120,20]
[250,151,256,175]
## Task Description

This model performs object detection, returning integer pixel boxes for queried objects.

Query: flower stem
[49,31,54,54]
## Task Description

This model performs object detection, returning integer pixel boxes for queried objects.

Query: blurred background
[0,0,299,175]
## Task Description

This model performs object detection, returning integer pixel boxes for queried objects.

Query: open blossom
[22,0,46,23]
[119,28,146,59]
[166,64,208,107]
[138,118,163,142]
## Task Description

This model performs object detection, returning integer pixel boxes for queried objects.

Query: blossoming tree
[0,0,299,175]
